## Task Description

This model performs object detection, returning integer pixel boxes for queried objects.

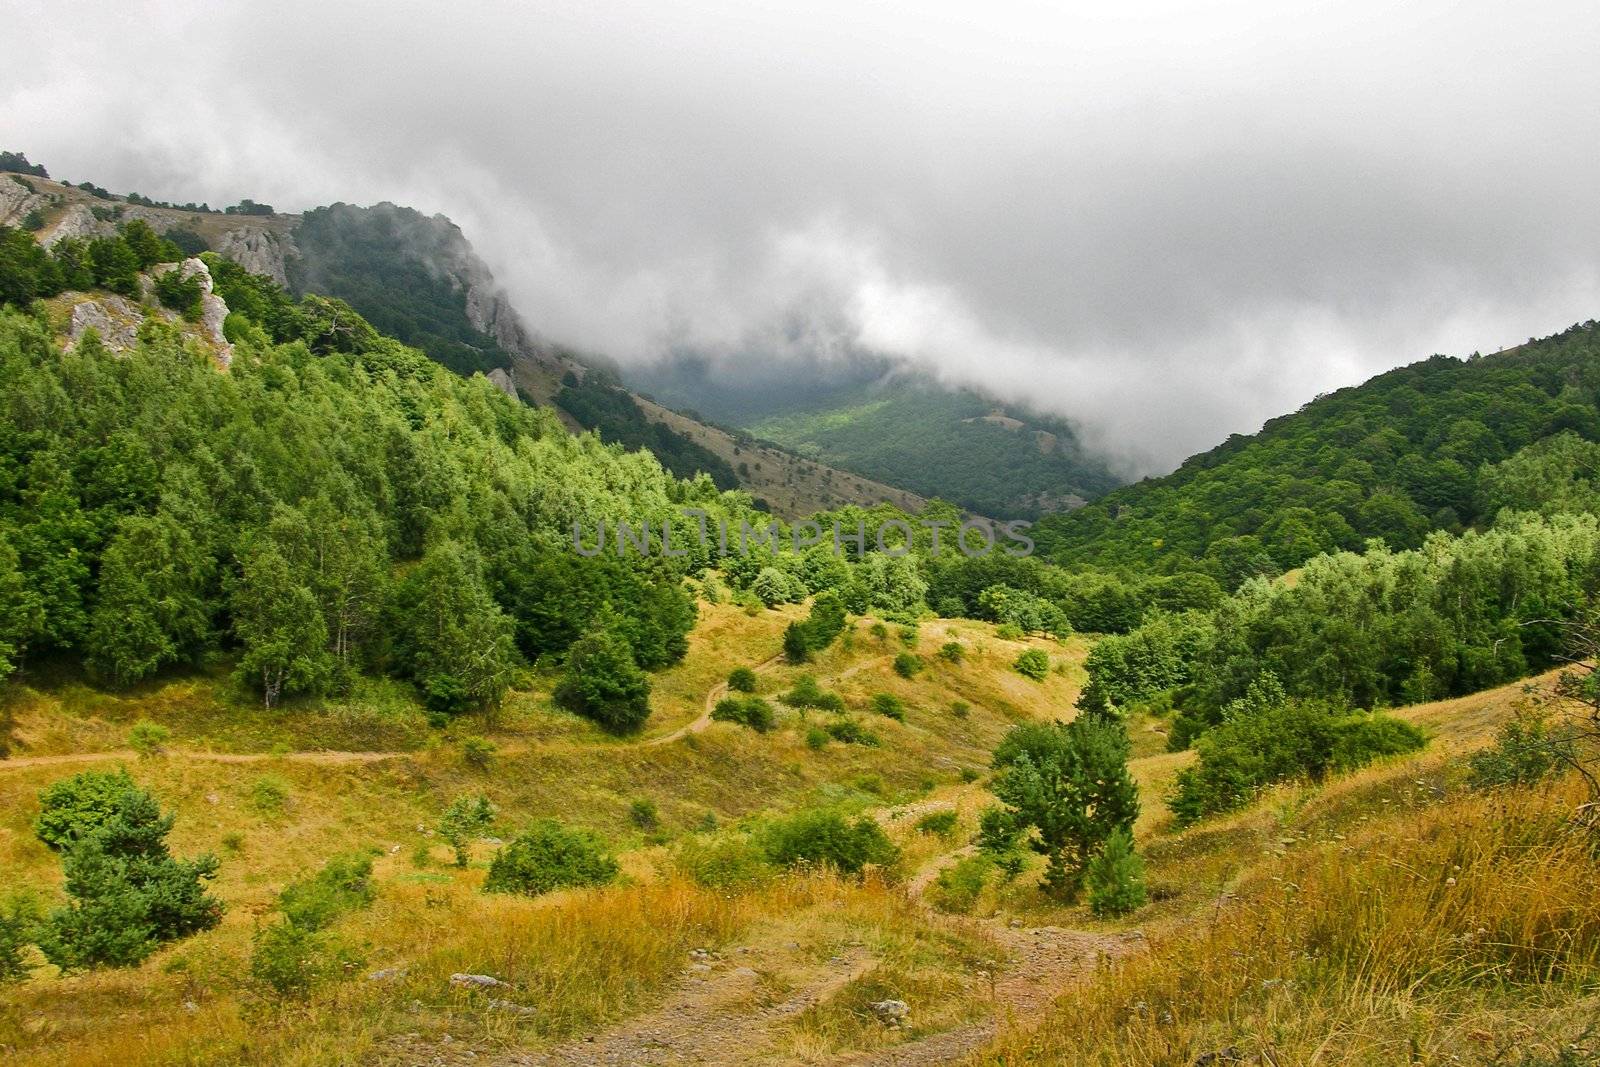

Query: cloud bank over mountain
[8,0,1599,470]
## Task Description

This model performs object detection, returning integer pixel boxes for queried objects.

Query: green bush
[1086,829,1146,917]
[35,769,138,851]
[914,810,958,837]
[1012,648,1050,681]
[35,787,222,970]
[929,854,991,914]
[555,630,652,734]
[128,720,170,758]
[995,623,1024,640]
[0,894,40,984]
[951,700,970,719]
[279,852,376,932]
[1469,711,1578,790]
[893,652,923,679]
[783,622,813,663]
[250,921,360,998]
[249,774,290,816]
[727,666,759,693]
[823,718,881,747]
[461,736,497,771]
[782,674,845,712]
[438,794,496,867]
[760,810,898,874]
[629,797,660,830]
[674,833,771,890]
[991,718,1138,900]
[804,726,830,750]
[975,806,1023,856]
[870,693,906,721]
[154,268,204,321]
[711,695,775,732]
[938,641,965,663]
[1167,675,1426,826]
[484,820,619,897]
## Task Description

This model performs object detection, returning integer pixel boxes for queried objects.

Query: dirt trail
[645,653,787,747]
[0,747,402,771]
[520,947,875,1066]
[644,651,893,748]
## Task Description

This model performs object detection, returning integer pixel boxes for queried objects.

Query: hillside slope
[1,164,928,517]
[634,357,1125,518]
[1037,319,1600,580]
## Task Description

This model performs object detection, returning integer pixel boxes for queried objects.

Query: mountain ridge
[1,164,935,518]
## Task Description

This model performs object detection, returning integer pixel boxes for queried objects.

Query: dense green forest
[286,203,514,377]
[0,251,763,726]
[6,204,1600,773]
[555,371,741,491]
[1037,322,1600,581]
[748,383,1123,517]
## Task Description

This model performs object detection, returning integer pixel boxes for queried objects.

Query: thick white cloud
[6,0,1599,470]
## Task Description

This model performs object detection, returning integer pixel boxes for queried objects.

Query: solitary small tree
[555,629,652,734]
[990,718,1139,901]
[438,794,496,867]
[1086,828,1146,916]
[34,778,222,970]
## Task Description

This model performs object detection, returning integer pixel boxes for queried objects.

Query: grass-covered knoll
[1038,319,1600,581]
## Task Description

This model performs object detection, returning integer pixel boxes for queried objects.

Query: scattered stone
[870,999,910,1028]
[488,998,538,1017]
[370,967,409,982]
[1193,1048,1245,1066]
[182,1000,198,1013]
[730,966,759,980]
[1009,918,1024,929]
[1121,930,1146,942]
[450,973,510,990]
[688,963,712,975]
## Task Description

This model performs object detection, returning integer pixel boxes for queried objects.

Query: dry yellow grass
[0,605,1082,1065]
[4,605,1580,1067]
[968,670,1600,1066]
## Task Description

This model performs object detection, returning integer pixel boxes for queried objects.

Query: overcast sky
[8,1,1600,471]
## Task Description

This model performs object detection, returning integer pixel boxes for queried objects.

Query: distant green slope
[748,384,1123,518]
[1036,320,1600,581]
[555,370,741,491]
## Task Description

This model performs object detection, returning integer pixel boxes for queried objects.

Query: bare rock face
[465,277,565,376]
[214,227,295,286]
[486,367,518,398]
[0,177,51,227]
[42,203,115,246]
[67,294,143,352]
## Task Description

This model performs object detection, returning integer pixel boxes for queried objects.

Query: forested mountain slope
[0,243,761,718]
[0,160,927,516]
[1037,320,1600,581]
[634,356,1125,518]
